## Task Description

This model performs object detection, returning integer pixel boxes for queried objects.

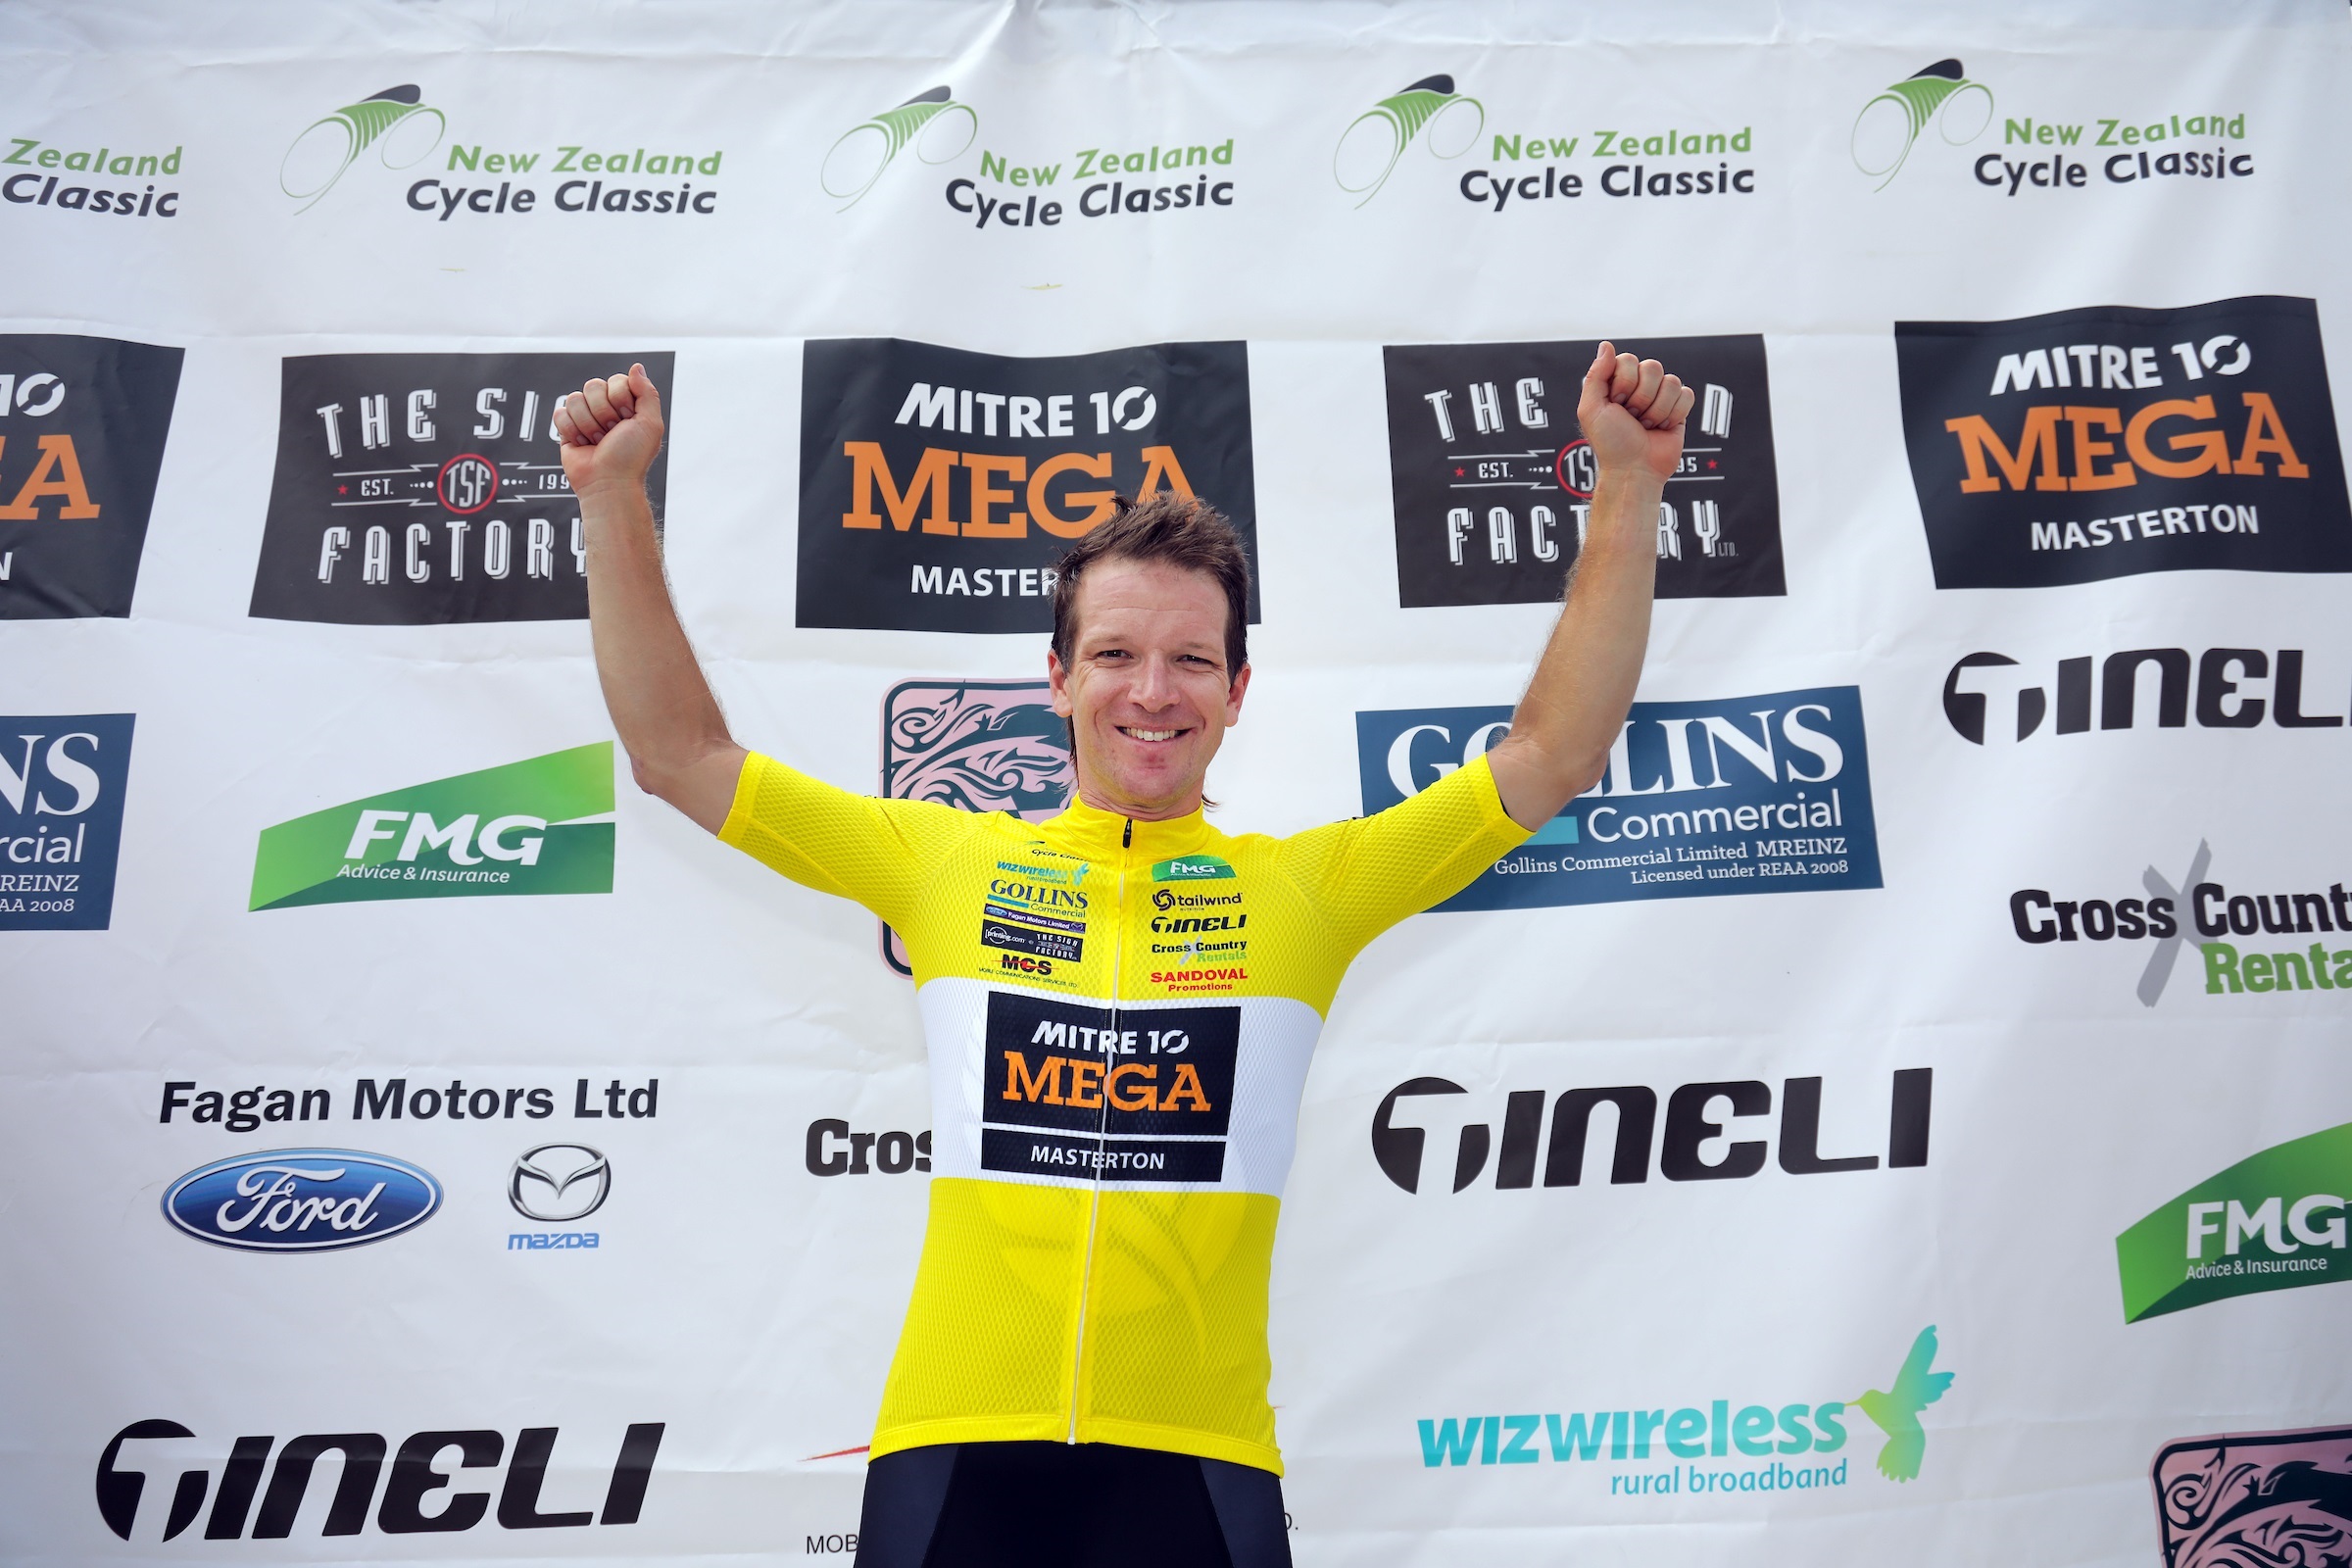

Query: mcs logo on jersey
[248,352,674,624]
[797,337,1258,634]
[249,743,613,910]
[1894,295,2350,587]
[0,335,182,619]
[1383,335,1783,608]
[0,714,134,930]
[1358,687,1879,911]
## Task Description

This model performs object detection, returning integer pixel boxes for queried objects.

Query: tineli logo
[249,743,613,910]
[822,86,977,209]
[2116,1120,2349,1321]
[1851,60,1992,189]
[280,85,446,212]
[1335,75,1483,205]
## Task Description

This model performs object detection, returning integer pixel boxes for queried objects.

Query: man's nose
[1130,656,1178,710]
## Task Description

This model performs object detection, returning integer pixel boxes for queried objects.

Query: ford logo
[161,1148,441,1252]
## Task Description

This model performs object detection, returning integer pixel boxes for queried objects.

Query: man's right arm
[557,365,746,833]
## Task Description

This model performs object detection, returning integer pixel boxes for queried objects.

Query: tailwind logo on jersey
[1335,74,1483,205]
[281,85,447,212]
[1851,60,1992,189]
[249,744,614,910]
[2116,1120,2350,1322]
[822,86,977,209]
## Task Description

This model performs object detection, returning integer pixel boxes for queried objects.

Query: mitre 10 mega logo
[797,337,1258,634]
[0,334,182,618]
[1894,295,2350,588]
[249,351,674,624]
[1384,334,1784,606]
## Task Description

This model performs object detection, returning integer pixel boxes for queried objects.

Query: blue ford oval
[162,1149,441,1252]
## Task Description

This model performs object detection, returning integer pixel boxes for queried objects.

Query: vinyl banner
[5,4,2352,1567]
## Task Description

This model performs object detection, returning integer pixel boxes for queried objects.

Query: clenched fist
[555,363,665,500]
[1577,341,1693,485]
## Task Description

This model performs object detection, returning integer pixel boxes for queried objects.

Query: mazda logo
[509,1144,610,1222]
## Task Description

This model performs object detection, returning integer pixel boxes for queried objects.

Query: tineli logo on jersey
[249,744,614,910]
[2116,1120,2350,1322]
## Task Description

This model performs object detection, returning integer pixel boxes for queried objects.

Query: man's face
[1049,558,1250,820]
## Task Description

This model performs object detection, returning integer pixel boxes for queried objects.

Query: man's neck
[1072,774,1200,822]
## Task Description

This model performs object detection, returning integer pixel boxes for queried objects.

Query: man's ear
[1047,647,1075,718]
[1224,662,1251,724]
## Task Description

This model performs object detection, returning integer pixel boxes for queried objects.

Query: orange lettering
[0,434,100,519]
[1159,1062,1211,1113]
[1106,1062,1159,1111]
[840,442,956,533]
[1943,409,2066,493]
[1063,1058,1104,1109]
[2125,396,2229,479]
[2062,406,2134,491]
[1136,444,1196,501]
[1028,451,1116,538]
[1004,1053,1065,1105]
[961,453,1027,538]
[2233,392,2309,477]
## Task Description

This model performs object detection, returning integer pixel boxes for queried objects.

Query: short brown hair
[1050,494,1250,681]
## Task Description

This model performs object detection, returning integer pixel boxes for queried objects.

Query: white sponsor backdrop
[5,2,2351,1563]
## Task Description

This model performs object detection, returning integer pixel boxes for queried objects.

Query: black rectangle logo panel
[982,990,1238,1139]
[980,1128,1226,1184]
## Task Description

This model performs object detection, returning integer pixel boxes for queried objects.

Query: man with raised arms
[558,343,1692,1567]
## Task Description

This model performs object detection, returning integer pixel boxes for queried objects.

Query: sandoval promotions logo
[0,714,134,931]
[1383,335,1783,606]
[1335,74,1483,205]
[0,335,183,619]
[1895,296,2350,588]
[2153,1424,2352,1568]
[1851,60,1993,189]
[2116,1120,2349,1322]
[822,86,977,209]
[281,85,447,211]
[161,1148,442,1252]
[249,351,673,624]
[1358,686,1881,911]
[798,337,1257,634]
[248,743,614,911]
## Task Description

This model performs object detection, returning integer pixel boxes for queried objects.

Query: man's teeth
[1126,728,1179,742]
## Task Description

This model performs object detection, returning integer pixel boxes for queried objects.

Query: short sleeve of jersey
[1274,751,1532,956]
[717,751,975,930]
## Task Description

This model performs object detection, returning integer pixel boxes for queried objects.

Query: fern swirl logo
[821,86,979,209]
[1851,60,1992,190]
[1334,74,1484,206]
[280,84,447,212]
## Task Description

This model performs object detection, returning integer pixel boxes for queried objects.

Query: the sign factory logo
[879,679,1073,974]
[798,337,1257,634]
[1383,335,1783,607]
[1850,60,1994,188]
[1895,296,2349,588]
[2116,1120,2349,1323]
[248,743,614,911]
[282,83,724,219]
[3,132,182,220]
[1414,1326,1953,1496]
[1358,686,1881,911]
[2151,1424,2352,1568]
[0,335,182,619]
[0,713,134,931]
[248,351,673,624]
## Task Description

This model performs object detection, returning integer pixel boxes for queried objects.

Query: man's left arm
[1486,341,1693,829]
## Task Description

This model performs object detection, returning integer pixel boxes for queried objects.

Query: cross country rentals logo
[2152,1424,2352,1568]
[249,744,614,910]
[822,86,978,209]
[0,334,183,619]
[1335,74,1484,205]
[2116,1120,2349,1323]
[281,85,447,211]
[1417,1326,1952,1495]
[1851,60,1993,189]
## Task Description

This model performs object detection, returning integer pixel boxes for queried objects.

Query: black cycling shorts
[854,1440,1292,1568]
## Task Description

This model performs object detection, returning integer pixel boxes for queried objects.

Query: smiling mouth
[1119,726,1185,743]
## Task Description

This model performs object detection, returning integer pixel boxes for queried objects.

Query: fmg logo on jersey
[1357,686,1881,910]
[0,714,134,930]
[249,744,613,910]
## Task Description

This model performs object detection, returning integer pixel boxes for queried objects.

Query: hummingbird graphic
[1850,1326,1954,1482]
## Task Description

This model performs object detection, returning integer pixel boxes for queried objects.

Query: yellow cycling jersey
[720,750,1530,1474]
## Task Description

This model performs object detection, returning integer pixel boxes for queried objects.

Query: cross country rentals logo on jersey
[1384,335,1783,606]
[799,337,1258,634]
[1358,686,1880,911]
[1850,61,1993,188]
[1895,296,2350,588]
[1416,1326,1952,1496]
[249,744,614,910]
[2116,1120,2350,1323]
[248,351,673,624]
[2152,1424,2352,1568]
[1335,75,1484,204]
[0,715,133,931]
[0,335,182,619]
[3,130,183,221]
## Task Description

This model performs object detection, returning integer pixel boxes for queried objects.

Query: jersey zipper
[1066,813,1132,1443]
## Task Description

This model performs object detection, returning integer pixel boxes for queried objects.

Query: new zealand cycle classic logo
[1417,1326,1953,1494]
[2116,1120,2350,1323]
[822,86,978,209]
[1335,74,1484,205]
[248,743,614,910]
[280,85,447,212]
[1851,60,1993,189]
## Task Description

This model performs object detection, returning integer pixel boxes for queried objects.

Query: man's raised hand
[1576,341,1694,485]
[555,363,664,500]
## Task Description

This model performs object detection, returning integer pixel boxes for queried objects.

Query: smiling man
[559,344,1690,1568]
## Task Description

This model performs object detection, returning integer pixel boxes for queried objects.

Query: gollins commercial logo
[249,744,614,910]
[2116,1120,2349,1322]
[1417,1326,1953,1496]
[1,714,134,931]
